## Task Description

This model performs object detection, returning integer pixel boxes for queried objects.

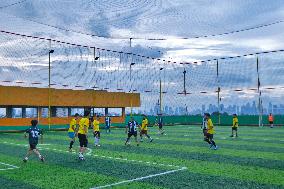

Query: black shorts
[202,129,207,136]
[29,139,38,150]
[206,133,214,140]
[93,131,100,138]
[232,127,238,131]
[128,131,137,138]
[269,121,273,124]
[78,133,88,147]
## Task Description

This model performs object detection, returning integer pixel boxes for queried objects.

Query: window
[12,108,22,118]
[41,108,48,118]
[0,108,6,118]
[26,108,38,118]
[56,108,68,117]
[92,108,105,117]
[71,108,84,116]
[108,108,123,116]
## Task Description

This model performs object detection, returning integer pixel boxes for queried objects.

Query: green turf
[0,125,283,189]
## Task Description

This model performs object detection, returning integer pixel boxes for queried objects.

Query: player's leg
[23,147,33,162]
[140,131,143,142]
[144,130,153,142]
[235,128,238,137]
[134,132,139,146]
[125,133,131,145]
[68,132,75,151]
[209,135,217,150]
[230,128,234,137]
[33,148,45,162]
[95,132,101,147]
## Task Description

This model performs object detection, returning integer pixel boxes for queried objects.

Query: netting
[1,31,284,117]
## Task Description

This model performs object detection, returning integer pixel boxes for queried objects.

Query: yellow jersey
[207,118,215,134]
[141,119,148,130]
[68,118,77,132]
[78,117,89,135]
[93,120,100,132]
[233,117,239,128]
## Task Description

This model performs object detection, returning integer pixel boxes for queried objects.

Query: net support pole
[48,48,51,130]
[217,59,220,125]
[160,79,162,114]
[257,57,263,127]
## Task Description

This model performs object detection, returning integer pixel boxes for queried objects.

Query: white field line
[1,142,182,169]
[91,167,187,189]
[2,141,188,188]
[0,162,19,171]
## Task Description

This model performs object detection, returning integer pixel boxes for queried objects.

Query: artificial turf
[0,125,283,189]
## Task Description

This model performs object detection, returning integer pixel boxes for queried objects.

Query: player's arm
[24,129,29,138]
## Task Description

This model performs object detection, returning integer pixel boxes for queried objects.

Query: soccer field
[0,126,283,189]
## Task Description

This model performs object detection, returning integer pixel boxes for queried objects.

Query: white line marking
[91,167,187,189]
[38,144,51,146]
[86,148,93,156]
[0,162,19,171]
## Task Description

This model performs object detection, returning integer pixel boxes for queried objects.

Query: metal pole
[217,59,220,125]
[160,79,162,114]
[48,51,51,130]
[130,38,132,47]
[183,69,186,94]
[257,57,263,127]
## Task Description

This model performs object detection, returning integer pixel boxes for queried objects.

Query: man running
[125,117,139,146]
[23,120,44,163]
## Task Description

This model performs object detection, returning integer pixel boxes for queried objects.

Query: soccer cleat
[23,157,28,163]
[150,139,153,142]
[214,146,218,150]
[96,144,101,147]
[230,135,234,137]
[40,156,45,162]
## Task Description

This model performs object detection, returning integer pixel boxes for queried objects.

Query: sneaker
[23,157,28,163]
[230,135,234,137]
[96,144,101,147]
[40,156,45,162]
[214,146,218,150]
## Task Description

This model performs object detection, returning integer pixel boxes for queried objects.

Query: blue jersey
[105,117,111,127]
[26,126,42,143]
[127,121,138,133]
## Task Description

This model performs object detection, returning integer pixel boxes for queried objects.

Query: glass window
[12,108,22,118]
[56,108,68,117]
[0,108,6,118]
[108,108,123,116]
[41,108,49,118]
[92,108,105,117]
[26,108,38,118]
[71,108,84,116]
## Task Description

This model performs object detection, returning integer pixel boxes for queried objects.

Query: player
[77,111,90,161]
[201,113,208,140]
[230,114,239,137]
[23,120,44,163]
[268,113,274,128]
[125,117,139,146]
[204,113,218,150]
[93,115,101,147]
[105,114,111,133]
[156,114,165,135]
[140,115,153,142]
[68,113,79,152]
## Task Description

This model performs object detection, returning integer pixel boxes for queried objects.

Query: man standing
[77,111,90,161]
[125,117,139,146]
[105,114,111,133]
[230,114,239,137]
[268,113,274,128]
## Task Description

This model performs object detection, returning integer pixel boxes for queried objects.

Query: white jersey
[202,117,207,129]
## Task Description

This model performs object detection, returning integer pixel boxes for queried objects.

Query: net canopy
[0,0,284,116]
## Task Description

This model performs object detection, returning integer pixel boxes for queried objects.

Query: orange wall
[0,116,125,127]
[0,86,140,107]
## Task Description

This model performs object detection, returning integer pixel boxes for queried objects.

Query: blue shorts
[68,132,75,139]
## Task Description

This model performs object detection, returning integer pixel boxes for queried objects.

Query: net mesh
[0,31,284,116]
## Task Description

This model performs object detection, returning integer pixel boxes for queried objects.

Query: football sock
[70,141,74,149]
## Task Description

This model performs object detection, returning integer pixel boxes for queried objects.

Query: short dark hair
[74,113,79,117]
[31,120,38,127]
